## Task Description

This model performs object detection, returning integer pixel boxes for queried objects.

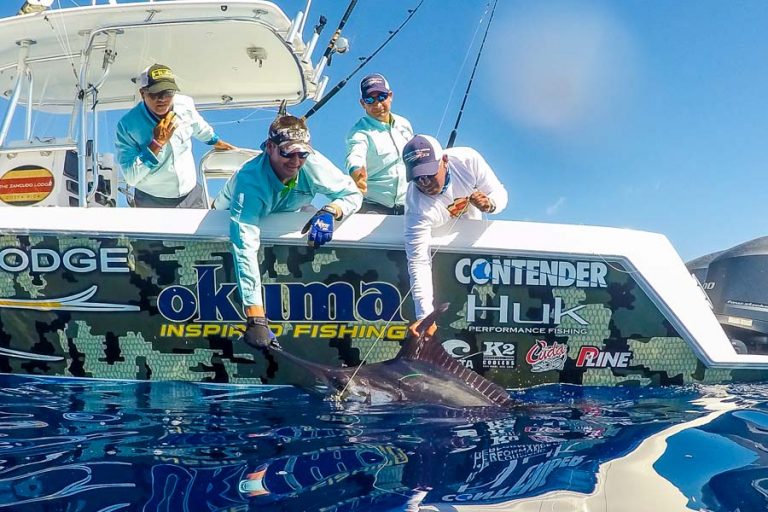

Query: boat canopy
[0,0,318,114]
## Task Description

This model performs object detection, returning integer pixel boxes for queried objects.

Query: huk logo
[525,340,567,373]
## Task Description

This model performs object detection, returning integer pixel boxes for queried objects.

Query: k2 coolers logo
[156,265,407,340]
[442,339,517,370]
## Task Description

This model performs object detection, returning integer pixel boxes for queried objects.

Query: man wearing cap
[402,134,508,336]
[214,115,362,347]
[345,73,413,215]
[115,63,235,208]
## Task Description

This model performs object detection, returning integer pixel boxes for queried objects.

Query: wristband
[150,138,161,148]
[321,204,341,221]
[487,198,496,213]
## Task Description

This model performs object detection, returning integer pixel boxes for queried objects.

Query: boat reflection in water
[1,376,767,511]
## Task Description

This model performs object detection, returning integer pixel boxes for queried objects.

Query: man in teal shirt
[345,73,414,215]
[214,115,362,347]
[115,64,234,208]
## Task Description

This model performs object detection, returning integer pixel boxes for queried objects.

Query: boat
[0,0,764,391]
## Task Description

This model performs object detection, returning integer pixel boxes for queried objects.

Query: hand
[152,111,177,146]
[351,166,368,195]
[408,318,438,338]
[469,190,495,213]
[301,207,335,247]
[214,140,236,151]
[243,316,275,349]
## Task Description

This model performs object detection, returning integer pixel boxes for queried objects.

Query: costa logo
[0,166,55,206]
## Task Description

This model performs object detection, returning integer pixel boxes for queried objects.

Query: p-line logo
[156,264,407,339]
[575,346,632,368]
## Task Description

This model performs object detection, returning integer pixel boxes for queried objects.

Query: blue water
[0,377,766,511]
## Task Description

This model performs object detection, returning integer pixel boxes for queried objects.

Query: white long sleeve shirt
[404,146,508,319]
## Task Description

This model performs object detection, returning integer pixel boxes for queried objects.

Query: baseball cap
[403,135,443,181]
[268,116,314,154]
[360,73,390,98]
[137,64,180,94]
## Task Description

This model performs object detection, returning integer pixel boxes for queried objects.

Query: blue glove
[301,207,335,247]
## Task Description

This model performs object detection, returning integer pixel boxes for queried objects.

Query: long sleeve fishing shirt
[115,94,219,198]
[345,113,413,208]
[404,146,509,320]
[214,149,362,308]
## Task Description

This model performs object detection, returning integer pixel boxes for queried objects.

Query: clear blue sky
[2,0,767,262]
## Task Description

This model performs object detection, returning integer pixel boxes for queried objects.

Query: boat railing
[198,147,260,207]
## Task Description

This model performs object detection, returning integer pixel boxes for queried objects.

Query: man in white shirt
[403,134,508,336]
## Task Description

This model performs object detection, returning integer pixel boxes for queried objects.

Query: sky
[1,0,767,262]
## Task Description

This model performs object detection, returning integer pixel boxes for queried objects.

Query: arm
[114,119,160,188]
[307,151,363,218]
[471,149,508,213]
[212,174,235,210]
[229,181,267,307]
[345,129,369,194]
[230,219,264,307]
[405,209,436,320]
[345,129,368,175]
[186,99,221,146]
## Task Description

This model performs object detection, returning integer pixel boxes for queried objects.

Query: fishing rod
[304,0,425,120]
[307,0,357,90]
[445,0,498,148]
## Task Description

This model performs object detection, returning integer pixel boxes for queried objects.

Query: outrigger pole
[445,0,498,148]
[304,0,425,120]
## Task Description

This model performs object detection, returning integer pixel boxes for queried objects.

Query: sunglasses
[363,92,390,105]
[414,174,438,189]
[278,149,310,159]
[146,90,175,101]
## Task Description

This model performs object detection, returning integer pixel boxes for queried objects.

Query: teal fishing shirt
[345,113,413,208]
[214,149,362,308]
[115,94,219,198]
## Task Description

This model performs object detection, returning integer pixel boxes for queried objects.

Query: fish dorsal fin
[397,305,512,407]
[396,304,448,361]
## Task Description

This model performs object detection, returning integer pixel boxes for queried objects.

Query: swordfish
[251,305,514,408]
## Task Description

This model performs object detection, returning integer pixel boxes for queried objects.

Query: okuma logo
[157,264,405,323]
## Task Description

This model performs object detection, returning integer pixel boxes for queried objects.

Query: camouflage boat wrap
[0,233,758,386]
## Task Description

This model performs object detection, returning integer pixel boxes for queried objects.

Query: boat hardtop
[0,0,316,114]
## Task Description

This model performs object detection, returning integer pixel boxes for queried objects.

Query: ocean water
[0,376,766,511]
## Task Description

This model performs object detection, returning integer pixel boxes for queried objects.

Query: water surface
[0,376,765,511]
